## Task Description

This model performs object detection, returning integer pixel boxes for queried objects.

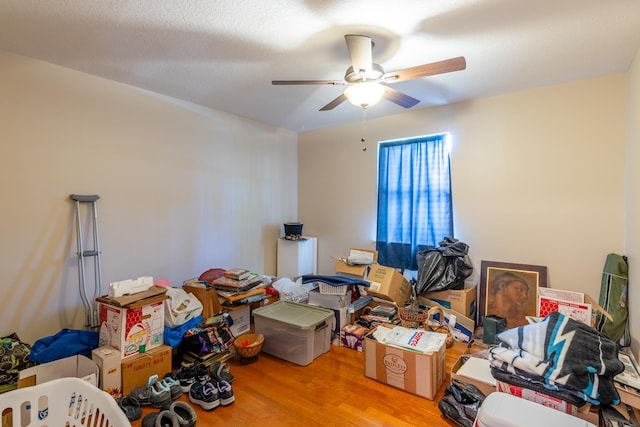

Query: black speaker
[483,315,507,345]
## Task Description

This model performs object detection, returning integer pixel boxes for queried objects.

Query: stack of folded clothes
[489,311,625,406]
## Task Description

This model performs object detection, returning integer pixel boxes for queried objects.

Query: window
[376,133,453,271]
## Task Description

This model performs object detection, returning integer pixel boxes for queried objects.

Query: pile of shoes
[118,360,235,425]
[173,361,235,411]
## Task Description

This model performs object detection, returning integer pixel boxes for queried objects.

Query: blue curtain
[376,134,453,270]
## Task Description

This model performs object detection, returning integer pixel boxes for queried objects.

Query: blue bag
[164,314,203,347]
[29,329,99,364]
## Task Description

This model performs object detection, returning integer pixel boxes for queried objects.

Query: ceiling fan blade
[384,56,466,83]
[345,34,373,76]
[319,93,348,111]
[272,79,346,85]
[383,86,420,109]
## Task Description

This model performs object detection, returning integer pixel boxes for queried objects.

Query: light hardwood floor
[131,342,465,427]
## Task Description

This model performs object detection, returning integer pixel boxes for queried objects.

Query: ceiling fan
[272,34,466,111]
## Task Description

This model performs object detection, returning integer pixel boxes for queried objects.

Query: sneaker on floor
[161,374,183,400]
[131,374,172,409]
[210,361,234,383]
[194,363,210,384]
[174,366,196,393]
[216,380,235,406]
[144,409,180,427]
[189,381,220,411]
[170,401,197,427]
[118,395,142,421]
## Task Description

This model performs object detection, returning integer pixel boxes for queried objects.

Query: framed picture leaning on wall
[478,261,548,329]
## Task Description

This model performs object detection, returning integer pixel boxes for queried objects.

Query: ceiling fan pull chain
[361,109,368,152]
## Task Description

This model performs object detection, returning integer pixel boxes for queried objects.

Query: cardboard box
[451,352,495,397]
[497,380,601,425]
[341,324,369,351]
[366,265,412,307]
[538,288,595,326]
[92,346,122,398]
[364,325,446,400]
[223,304,251,337]
[99,299,165,358]
[334,248,378,279]
[18,355,99,388]
[250,293,279,310]
[183,281,223,319]
[496,381,580,417]
[121,345,172,395]
[417,296,475,344]
[615,351,640,409]
[423,284,477,321]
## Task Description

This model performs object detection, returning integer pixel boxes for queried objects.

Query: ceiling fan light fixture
[344,82,386,108]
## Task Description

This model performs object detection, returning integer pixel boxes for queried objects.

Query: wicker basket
[234,333,265,358]
[399,304,428,328]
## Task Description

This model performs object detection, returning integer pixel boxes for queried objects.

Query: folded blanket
[301,274,370,288]
[489,312,624,405]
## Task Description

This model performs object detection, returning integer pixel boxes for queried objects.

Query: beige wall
[0,50,297,343]
[626,49,640,355]
[1,47,635,351]
[299,74,626,306]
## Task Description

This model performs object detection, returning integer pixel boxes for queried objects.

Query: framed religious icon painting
[478,261,548,329]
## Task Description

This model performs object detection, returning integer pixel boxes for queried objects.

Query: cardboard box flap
[96,285,168,308]
[334,249,378,277]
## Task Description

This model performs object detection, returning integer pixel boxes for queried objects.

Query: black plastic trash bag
[415,237,473,294]
[438,378,486,427]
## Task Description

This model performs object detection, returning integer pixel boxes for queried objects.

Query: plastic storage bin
[0,377,131,426]
[474,392,596,427]
[252,300,334,366]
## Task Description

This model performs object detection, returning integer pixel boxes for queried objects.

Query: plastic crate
[0,377,130,426]
[318,282,349,295]
[253,301,334,366]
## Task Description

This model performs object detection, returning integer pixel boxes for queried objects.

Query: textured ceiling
[1,0,639,132]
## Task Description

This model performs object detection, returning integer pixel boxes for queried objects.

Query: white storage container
[252,300,334,366]
[0,377,130,426]
[474,392,596,427]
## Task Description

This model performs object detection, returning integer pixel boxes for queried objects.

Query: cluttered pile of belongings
[489,312,625,406]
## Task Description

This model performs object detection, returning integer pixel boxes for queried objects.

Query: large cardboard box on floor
[423,283,477,321]
[18,355,99,388]
[366,265,412,306]
[121,344,172,395]
[364,325,446,400]
[99,298,165,358]
[334,248,378,279]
